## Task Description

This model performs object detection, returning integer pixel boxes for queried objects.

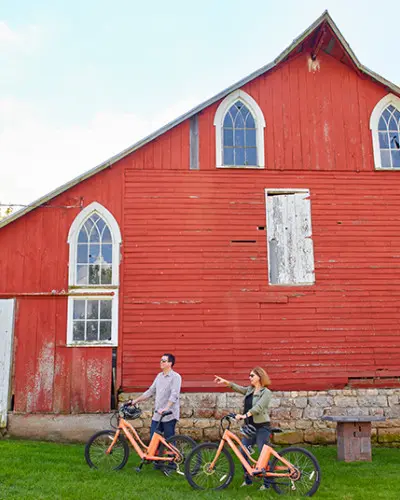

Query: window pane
[380,150,391,168]
[89,244,100,263]
[86,321,99,341]
[223,129,233,147]
[378,116,387,131]
[73,321,85,341]
[76,265,88,285]
[101,265,112,284]
[223,113,233,128]
[73,300,85,320]
[102,244,112,264]
[87,300,99,320]
[89,265,100,284]
[102,227,112,243]
[78,227,88,243]
[234,111,244,128]
[388,115,399,131]
[77,244,88,263]
[245,147,257,166]
[96,218,106,233]
[246,129,256,147]
[234,129,245,147]
[99,321,112,341]
[392,151,400,168]
[235,148,245,165]
[100,300,112,319]
[228,104,238,120]
[389,132,400,149]
[245,112,255,129]
[379,132,389,148]
[223,148,234,165]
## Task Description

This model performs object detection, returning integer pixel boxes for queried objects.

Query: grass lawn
[0,438,398,499]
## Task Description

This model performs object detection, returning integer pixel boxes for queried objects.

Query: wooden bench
[322,416,385,462]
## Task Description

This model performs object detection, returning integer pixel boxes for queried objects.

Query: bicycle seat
[269,427,282,433]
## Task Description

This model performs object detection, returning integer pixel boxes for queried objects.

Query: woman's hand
[214,375,230,386]
[235,414,246,421]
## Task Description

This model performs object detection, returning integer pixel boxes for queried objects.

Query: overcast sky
[1,0,399,207]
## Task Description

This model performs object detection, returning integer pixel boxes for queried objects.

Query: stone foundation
[4,388,400,445]
[122,388,400,446]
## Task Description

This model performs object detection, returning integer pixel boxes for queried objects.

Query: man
[131,353,181,439]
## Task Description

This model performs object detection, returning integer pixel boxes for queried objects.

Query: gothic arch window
[214,89,265,168]
[370,94,400,170]
[67,202,121,346]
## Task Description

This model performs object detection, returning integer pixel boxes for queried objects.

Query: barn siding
[1,49,400,411]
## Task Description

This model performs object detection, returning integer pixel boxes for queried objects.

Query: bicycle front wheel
[85,430,129,471]
[184,442,234,490]
[270,447,321,497]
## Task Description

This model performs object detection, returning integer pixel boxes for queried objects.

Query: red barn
[1,11,400,442]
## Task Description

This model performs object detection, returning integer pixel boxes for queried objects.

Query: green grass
[0,438,398,499]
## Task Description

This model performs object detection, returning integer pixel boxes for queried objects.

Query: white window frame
[214,89,266,169]
[67,202,122,287]
[370,93,400,170]
[67,202,121,347]
[265,188,315,286]
[67,290,119,347]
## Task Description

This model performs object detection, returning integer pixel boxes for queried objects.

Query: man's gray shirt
[142,370,182,422]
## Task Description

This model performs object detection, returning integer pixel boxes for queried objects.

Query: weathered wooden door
[0,299,15,427]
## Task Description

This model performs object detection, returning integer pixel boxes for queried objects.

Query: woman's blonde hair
[252,366,271,387]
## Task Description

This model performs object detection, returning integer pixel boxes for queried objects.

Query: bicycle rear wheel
[162,434,197,477]
[184,442,234,490]
[85,430,129,471]
[269,447,321,497]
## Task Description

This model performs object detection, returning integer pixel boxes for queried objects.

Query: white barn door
[0,300,14,428]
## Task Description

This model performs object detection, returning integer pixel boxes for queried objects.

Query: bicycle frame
[106,417,180,462]
[211,428,296,479]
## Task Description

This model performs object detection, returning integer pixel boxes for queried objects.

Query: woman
[214,367,272,490]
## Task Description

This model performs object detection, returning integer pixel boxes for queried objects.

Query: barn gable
[1,10,399,231]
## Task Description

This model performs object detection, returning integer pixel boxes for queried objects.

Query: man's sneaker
[259,483,271,491]
[240,481,252,487]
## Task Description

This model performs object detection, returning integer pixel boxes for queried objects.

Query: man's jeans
[150,418,177,470]
[150,418,177,439]
[241,426,271,486]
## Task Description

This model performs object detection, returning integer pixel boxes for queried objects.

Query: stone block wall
[122,388,400,446]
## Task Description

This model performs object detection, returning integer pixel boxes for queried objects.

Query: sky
[0,0,399,208]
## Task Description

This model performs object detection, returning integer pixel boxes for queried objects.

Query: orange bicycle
[85,403,196,476]
[184,413,321,496]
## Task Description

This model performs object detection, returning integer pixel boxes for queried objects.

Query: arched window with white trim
[214,89,265,168]
[370,94,400,170]
[67,202,121,346]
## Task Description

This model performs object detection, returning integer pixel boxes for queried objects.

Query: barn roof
[1,10,399,230]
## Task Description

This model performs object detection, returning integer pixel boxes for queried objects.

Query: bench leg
[337,422,372,462]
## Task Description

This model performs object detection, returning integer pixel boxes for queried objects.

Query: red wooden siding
[0,167,124,412]
[1,47,400,412]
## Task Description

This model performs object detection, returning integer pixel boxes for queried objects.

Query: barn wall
[120,51,400,391]
[0,166,125,412]
[1,48,400,414]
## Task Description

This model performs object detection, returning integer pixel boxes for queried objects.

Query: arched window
[370,94,400,170]
[214,89,265,168]
[67,202,121,346]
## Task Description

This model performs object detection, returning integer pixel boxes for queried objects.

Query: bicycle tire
[184,442,234,490]
[85,430,130,471]
[269,446,321,497]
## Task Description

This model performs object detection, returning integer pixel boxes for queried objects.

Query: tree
[0,206,13,221]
